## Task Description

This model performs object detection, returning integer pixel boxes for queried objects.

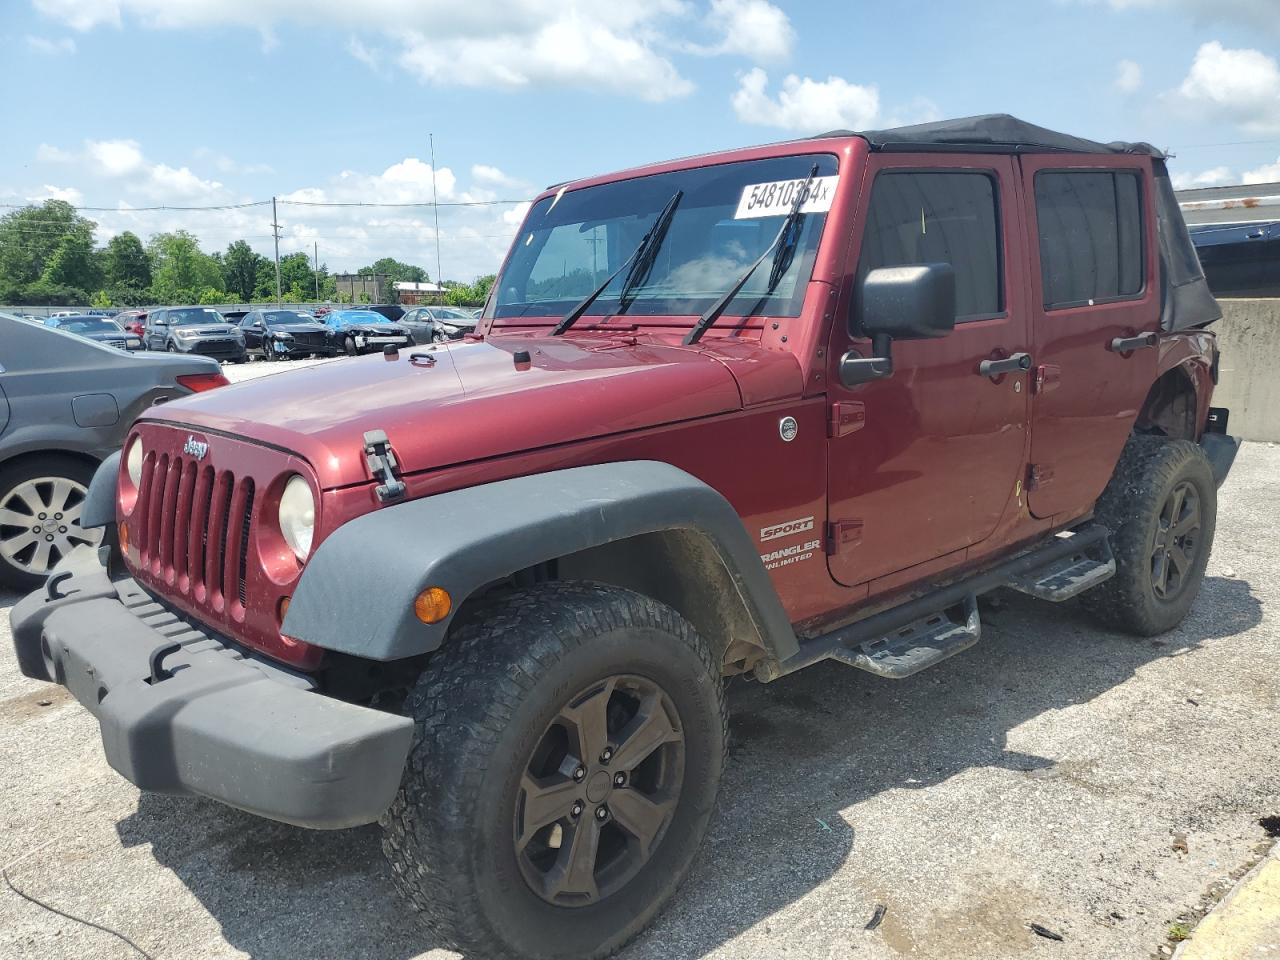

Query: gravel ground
[1,429,1277,960]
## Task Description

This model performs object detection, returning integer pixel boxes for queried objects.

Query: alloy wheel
[514,674,684,907]
[1151,479,1201,600]
[0,476,103,577]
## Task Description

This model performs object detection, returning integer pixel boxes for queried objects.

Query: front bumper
[9,549,413,829]
[174,339,246,361]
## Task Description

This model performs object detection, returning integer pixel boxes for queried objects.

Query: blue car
[323,309,414,355]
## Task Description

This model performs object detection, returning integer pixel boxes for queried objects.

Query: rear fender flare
[282,461,798,663]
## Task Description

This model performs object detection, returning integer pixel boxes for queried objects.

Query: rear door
[826,154,1031,588]
[1020,156,1161,519]
[145,310,166,350]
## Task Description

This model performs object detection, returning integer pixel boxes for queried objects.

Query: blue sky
[4,0,1280,280]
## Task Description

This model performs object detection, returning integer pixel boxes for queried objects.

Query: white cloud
[28,184,84,205]
[87,139,145,177]
[471,165,525,190]
[146,164,223,199]
[346,37,384,73]
[35,143,74,163]
[192,147,273,176]
[702,0,794,61]
[732,68,880,132]
[25,34,76,54]
[1171,166,1234,189]
[1174,41,1280,133]
[1115,59,1142,93]
[1243,158,1280,184]
[33,0,701,101]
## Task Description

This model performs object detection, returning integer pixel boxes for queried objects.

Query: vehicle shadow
[114,575,1261,960]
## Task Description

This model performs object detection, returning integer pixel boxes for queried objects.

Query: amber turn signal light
[277,596,291,624]
[414,587,452,624]
[118,521,130,555]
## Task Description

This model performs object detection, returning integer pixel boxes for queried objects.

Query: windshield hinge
[363,430,406,503]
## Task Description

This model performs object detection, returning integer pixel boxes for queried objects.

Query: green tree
[357,291,371,304]
[198,287,225,305]
[279,252,317,298]
[39,227,100,292]
[223,240,264,302]
[0,200,97,300]
[445,273,495,307]
[358,257,427,286]
[91,290,112,308]
[149,230,223,303]
[103,231,151,290]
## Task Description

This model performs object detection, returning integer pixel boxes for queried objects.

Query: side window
[1034,170,1143,309]
[857,171,1002,321]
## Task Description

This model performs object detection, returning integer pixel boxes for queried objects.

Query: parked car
[45,315,145,351]
[144,306,247,362]
[321,309,413,355]
[399,305,478,342]
[115,310,148,337]
[0,312,227,588]
[11,116,1235,960]
[221,308,251,326]
[240,309,336,360]
[359,302,406,323]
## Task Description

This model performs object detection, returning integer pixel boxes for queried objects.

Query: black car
[360,303,406,323]
[399,305,479,342]
[45,315,145,351]
[321,309,415,355]
[145,307,247,363]
[240,309,337,361]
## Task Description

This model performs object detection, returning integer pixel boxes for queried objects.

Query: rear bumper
[9,550,413,829]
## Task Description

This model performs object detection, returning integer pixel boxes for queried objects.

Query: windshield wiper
[683,164,819,347]
[551,190,683,336]
[617,190,683,314]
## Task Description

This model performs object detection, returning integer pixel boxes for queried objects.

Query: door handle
[1109,332,1158,353]
[978,352,1032,378]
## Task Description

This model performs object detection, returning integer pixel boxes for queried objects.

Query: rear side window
[1035,170,1144,308]
[857,171,1002,320]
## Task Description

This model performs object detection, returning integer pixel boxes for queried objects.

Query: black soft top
[820,113,1165,157]
[816,114,1216,331]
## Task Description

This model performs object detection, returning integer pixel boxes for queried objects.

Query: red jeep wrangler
[11,116,1237,959]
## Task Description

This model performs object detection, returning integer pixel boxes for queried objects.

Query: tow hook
[363,430,407,503]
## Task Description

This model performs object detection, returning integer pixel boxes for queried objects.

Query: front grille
[291,332,327,349]
[135,452,256,613]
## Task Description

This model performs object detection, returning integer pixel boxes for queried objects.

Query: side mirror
[840,263,956,387]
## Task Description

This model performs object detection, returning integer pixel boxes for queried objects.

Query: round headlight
[125,437,144,487]
[278,475,315,562]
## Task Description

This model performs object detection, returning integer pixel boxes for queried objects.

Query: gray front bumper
[9,550,413,829]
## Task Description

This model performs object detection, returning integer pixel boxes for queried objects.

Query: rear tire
[381,583,727,960]
[1079,436,1217,636]
[0,455,103,591]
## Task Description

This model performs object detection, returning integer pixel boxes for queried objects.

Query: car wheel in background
[0,456,105,590]
[167,343,178,352]
[344,335,358,357]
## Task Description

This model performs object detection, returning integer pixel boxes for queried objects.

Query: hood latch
[363,430,407,503]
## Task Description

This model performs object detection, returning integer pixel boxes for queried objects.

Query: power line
[0,200,272,212]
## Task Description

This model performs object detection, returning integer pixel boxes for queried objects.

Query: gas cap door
[72,393,120,428]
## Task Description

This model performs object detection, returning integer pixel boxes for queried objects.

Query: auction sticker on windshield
[735,175,838,219]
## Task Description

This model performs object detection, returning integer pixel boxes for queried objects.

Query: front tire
[1080,436,1217,635]
[343,335,358,356]
[381,583,727,960]
[0,455,104,590]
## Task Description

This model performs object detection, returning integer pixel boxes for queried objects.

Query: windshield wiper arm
[617,190,683,314]
[683,164,819,347]
[551,190,684,336]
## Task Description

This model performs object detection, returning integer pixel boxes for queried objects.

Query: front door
[1019,155,1161,520]
[826,155,1031,588]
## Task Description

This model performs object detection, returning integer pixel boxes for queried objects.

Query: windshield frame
[56,317,123,334]
[486,149,843,330]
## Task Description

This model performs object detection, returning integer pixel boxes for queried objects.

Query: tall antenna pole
[271,196,283,308]
[429,133,443,305]
[313,241,320,300]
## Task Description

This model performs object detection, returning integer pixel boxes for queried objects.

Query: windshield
[169,308,225,325]
[263,310,312,326]
[330,311,383,326]
[57,318,122,334]
[431,308,474,321]
[490,153,838,322]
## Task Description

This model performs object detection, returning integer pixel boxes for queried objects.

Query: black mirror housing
[855,263,957,341]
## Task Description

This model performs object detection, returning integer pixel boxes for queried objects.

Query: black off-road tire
[380,583,728,960]
[1080,436,1217,636]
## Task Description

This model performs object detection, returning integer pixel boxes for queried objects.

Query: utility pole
[271,196,283,308]
[429,133,444,305]
[313,241,320,301]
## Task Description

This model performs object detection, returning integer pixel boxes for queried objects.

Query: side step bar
[755,525,1111,683]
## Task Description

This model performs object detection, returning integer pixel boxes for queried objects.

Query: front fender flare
[283,461,798,662]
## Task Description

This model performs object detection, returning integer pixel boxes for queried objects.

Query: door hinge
[1032,363,1061,395]
[828,401,866,438]
[825,519,863,555]
[1027,463,1054,490]
[363,429,407,503]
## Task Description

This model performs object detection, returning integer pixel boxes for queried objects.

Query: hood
[339,322,406,334]
[80,330,136,342]
[174,325,237,337]
[140,335,775,488]
[271,321,328,334]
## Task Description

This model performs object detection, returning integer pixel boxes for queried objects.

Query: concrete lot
[1,381,1277,959]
